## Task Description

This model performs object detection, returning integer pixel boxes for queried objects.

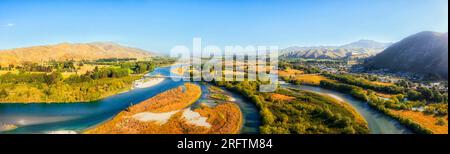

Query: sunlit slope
[0,42,153,66]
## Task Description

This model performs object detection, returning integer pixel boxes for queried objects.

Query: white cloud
[2,23,15,27]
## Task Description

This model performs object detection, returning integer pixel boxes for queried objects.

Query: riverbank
[85,83,243,134]
[132,77,165,89]
[284,84,413,134]
[84,83,202,133]
[390,110,448,134]
[0,75,142,103]
[0,66,254,134]
[195,103,243,134]
[0,124,17,132]
[213,81,370,134]
[0,57,177,104]
[316,79,442,134]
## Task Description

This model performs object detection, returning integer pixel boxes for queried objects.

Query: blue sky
[0,0,448,53]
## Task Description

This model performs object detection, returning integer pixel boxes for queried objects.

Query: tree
[8,64,14,70]
[0,89,8,98]
[431,90,443,102]
[436,118,446,126]
[407,90,422,101]
[261,108,275,125]
[44,72,62,85]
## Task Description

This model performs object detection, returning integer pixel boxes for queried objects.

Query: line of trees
[407,87,447,103]
[319,80,369,101]
[319,80,445,134]
[322,73,404,94]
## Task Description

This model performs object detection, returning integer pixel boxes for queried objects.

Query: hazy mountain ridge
[281,40,392,59]
[0,42,154,66]
[366,31,448,79]
[341,39,393,49]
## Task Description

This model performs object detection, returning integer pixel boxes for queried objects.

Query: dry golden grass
[130,83,202,113]
[269,93,295,102]
[85,111,211,134]
[371,81,394,86]
[0,70,14,75]
[195,103,243,134]
[85,102,242,134]
[293,74,332,86]
[61,64,107,78]
[1,64,105,78]
[374,92,396,99]
[85,83,203,134]
[77,64,106,74]
[85,83,244,134]
[278,68,333,86]
[279,68,304,78]
[390,110,448,134]
[208,86,225,93]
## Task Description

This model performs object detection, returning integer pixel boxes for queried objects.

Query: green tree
[0,89,8,98]
[44,72,63,85]
[436,118,446,126]
[407,90,422,101]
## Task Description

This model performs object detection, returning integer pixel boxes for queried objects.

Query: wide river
[0,66,261,134]
[0,66,411,134]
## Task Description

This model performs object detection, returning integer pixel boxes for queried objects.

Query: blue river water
[282,83,412,134]
[0,66,411,134]
[0,67,261,134]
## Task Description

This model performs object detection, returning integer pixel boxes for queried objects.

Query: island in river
[85,83,243,134]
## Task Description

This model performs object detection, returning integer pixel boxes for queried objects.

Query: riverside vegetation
[279,61,448,134]
[178,59,369,134]
[213,80,369,134]
[0,57,175,103]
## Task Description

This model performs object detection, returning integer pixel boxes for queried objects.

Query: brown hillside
[0,42,153,66]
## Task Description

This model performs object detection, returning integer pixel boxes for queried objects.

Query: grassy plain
[390,109,448,134]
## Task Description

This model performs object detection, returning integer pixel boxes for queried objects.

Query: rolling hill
[0,42,154,66]
[280,40,391,59]
[341,39,393,49]
[365,31,448,79]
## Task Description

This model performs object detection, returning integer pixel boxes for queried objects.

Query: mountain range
[0,42,154,66]
[366,31,448,79]
[280,40,392,59]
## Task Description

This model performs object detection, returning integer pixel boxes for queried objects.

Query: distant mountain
[0,42,154,66]
[366,31,448,79]
[281,47,351,59]
[341,39,393,49]
[281,40,391,59]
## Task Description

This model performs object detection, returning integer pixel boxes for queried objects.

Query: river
[0,66,411,134]
[282,83,412,134]
[0,66,261,134]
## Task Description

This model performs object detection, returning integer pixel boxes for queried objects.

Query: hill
[281,40,391,59]
[0,42,154,66]
[365,31,448,79]
[341,39,393,49]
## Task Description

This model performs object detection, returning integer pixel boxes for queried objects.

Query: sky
[0,0,448,53]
